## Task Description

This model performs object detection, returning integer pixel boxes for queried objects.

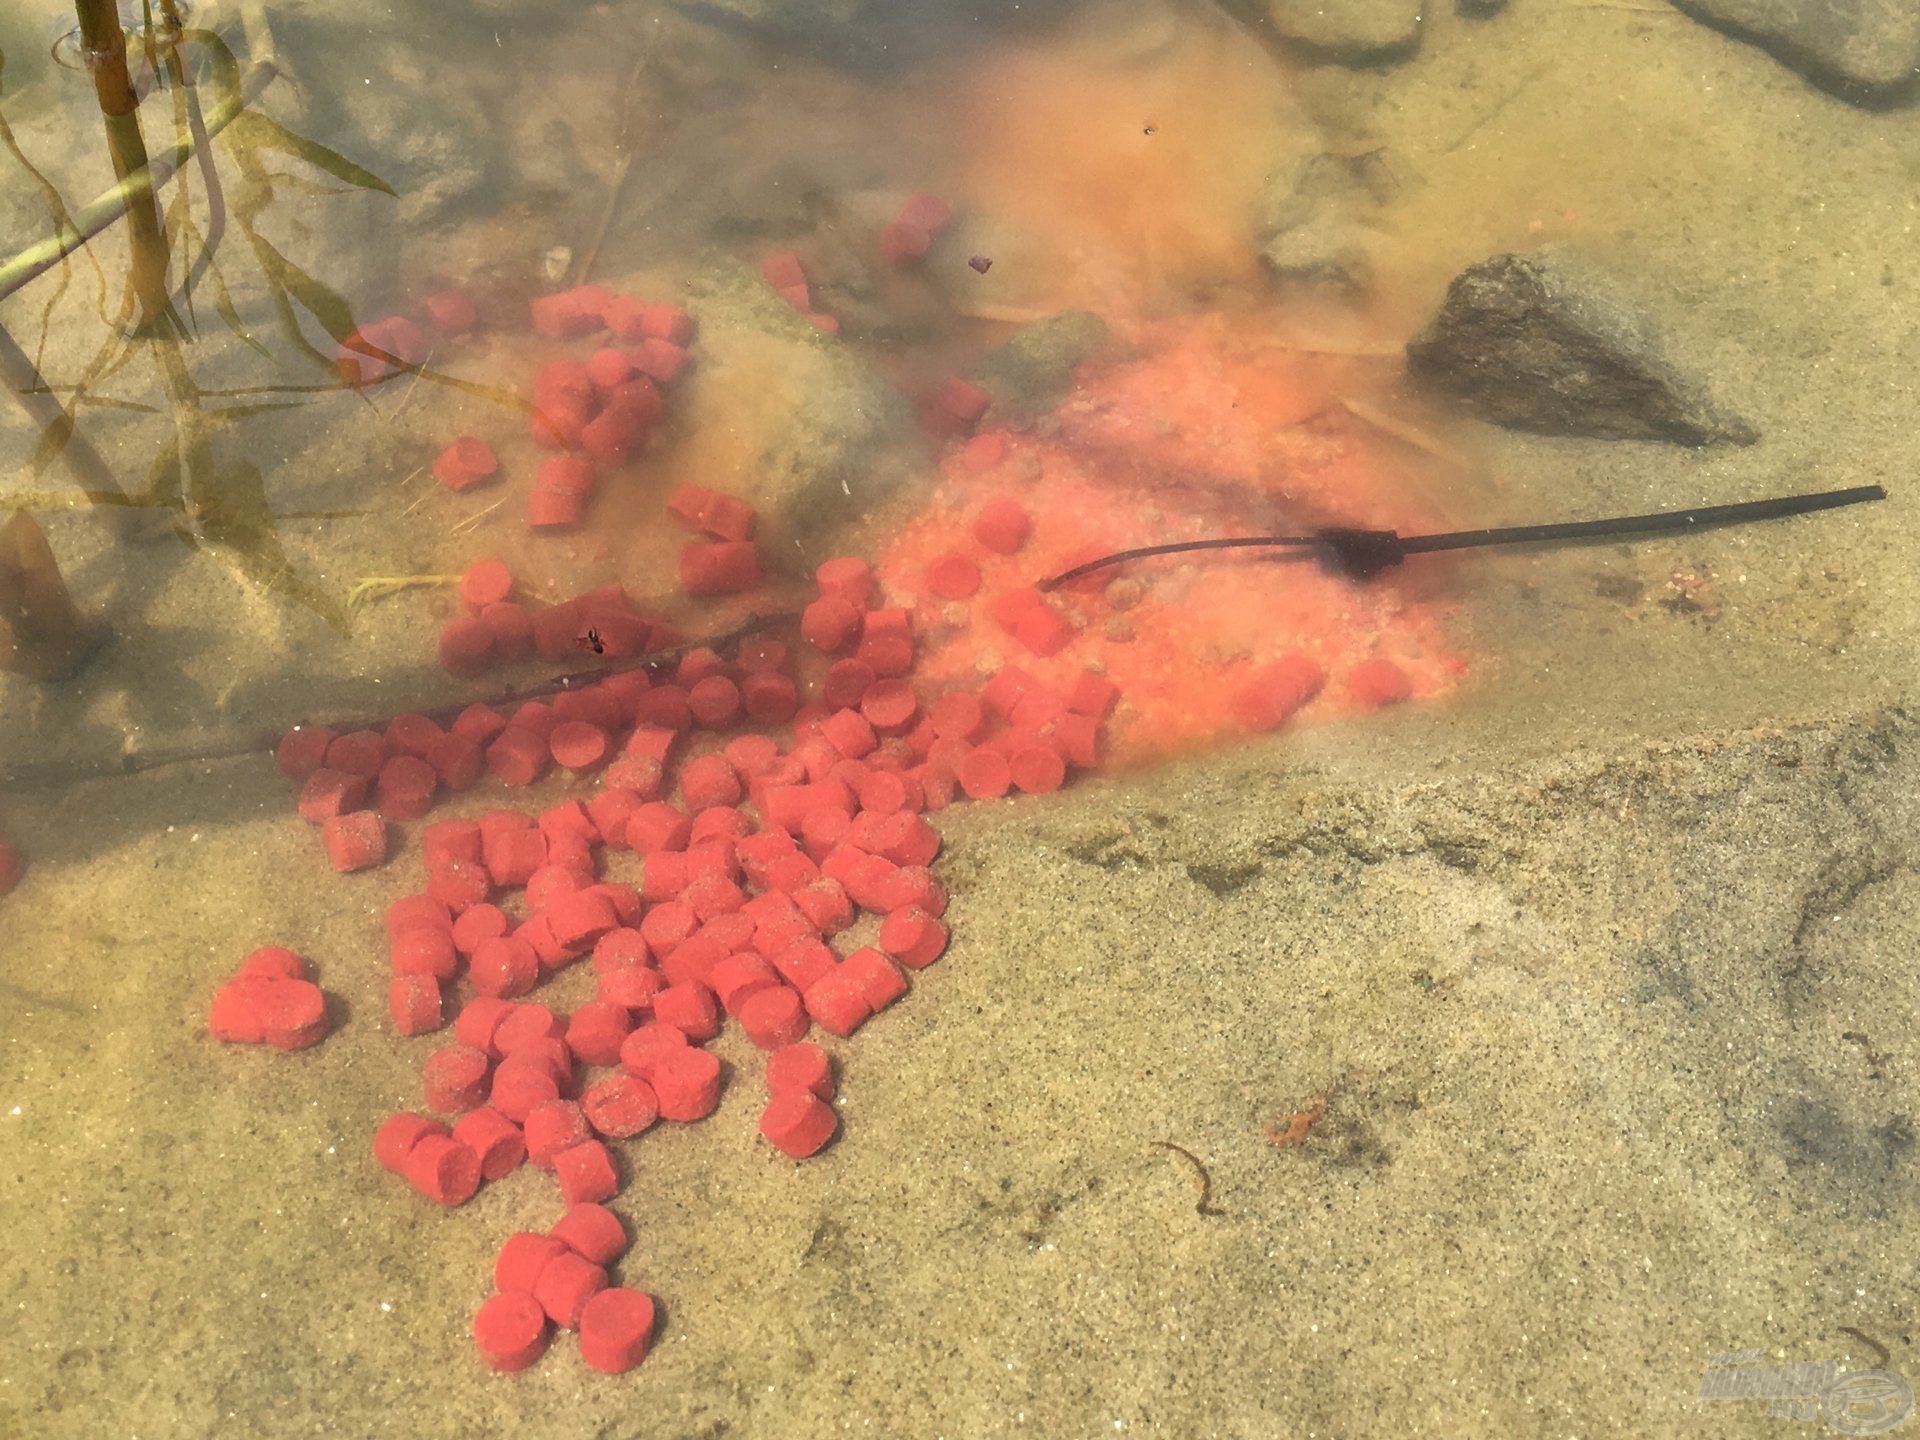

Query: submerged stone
[1255,151,1400,295]
[1405,253,1758,447]
[1252,0,1426,66]
[973,312,1115,425]
[1669,0,1920,108]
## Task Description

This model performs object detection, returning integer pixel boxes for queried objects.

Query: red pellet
[814,556,874,607]
[525,1099,592,1169]
[469,936,538,999]
[460,559,513,610]
[423,1044,491,1113]
[641,302,694,344]
[553,1139,620,1205]
[803,968,871,1037]
[637,338,690,384]
[375,756,438,821]
[432,436,498,492]
[533,1249,608,1329]
[651,1045,723,1122]
[619,1022,689,1081]
[323,812,388,872]
[766,1041,834,1099]
[438,615,495,676]
[495,1003,565,1056]
[578,1288,656,1374]
[759,249,807,290]
[452,1107,526,1180]
[879,220,930,264]
[687,675,742,729]
[899,191,952,231]
[565,1000,633,1067]
[328,731,389,773]
[389,974,444,1036]
[859,679,918,735]
[759,1088,838,1159]
[739,985,808,1050]
[496,1231,570,1293]
[526,487,583,528]
[653,981,721,1040]
[1234,653,1325,732]
[474,1291,549,1374]
[579,1073,658,1140]
[926,552,981,599]
[374,1112,447,1172]
[423,290,477,332]
[1008,742,1066,795]
[298,769,366,825]
[551,1202,628,1267]
[491,1061,560,1124]
[275,724,337,781]
[680,540,761,596]
[1347,657,1412,708]
[486,727,550,787]
[934,376,991,426]
[548,721,609,772]
[839,940,904,1005]
[402,1134,482,1205]
[956,747,1011,799]
[879,907,949,969]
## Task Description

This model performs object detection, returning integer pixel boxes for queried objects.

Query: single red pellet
[564,1000,633,1068]
[956,748,1011,799]
[423,1044,491,1113]
[926,552,981,599]
[879,220,930,264]
[423,290,477,332]
[879,907,949,970]
[551,1201,628,1267]
[653,981,722,1040]
[842,946,908,1012]
[534,1248,610,1330]
[432,436,498,492]
[474,1291,549,1374]
[687,675,742,729]
[469,935,539,999]
[1008,743,1066,795]
[766,1042,834,1099]
[1348,657,1412,708]
[322,811,388,873]
[759,1088,838,1159]
[497,1231,570,1295]
[486,727,551,787]
[640,302,694,343]
[375,756,438,821]
[524,1100,592,1169]
[934,376,991,426]
[374,1112,448,1172]
[402,1134,482,1205]
[803,968,872,1038]
[275,724,338,781]
[619,1022,690,1080]
[452,1107,526,1180]
[547,720,609,772]
[494,1002,565,1056]
[553,1139,620,1205]
[389,974,444,1036]
[859,679,918,735]
[636,338,689,385]
[760,249,807,290]
[814,556,874,607]
[459,558,513,610]
[578,1288,656,1374]
[491,1060,560,1124]
[438,615,496,677]
[771,938,836,994]
[1234,653,1326,732]
[527,487,583,528]
[898,191,952,231]
[651,1045,723,1122]
[739,985,809,1050]
[680,540,761,596]
[581,1074,659,1140]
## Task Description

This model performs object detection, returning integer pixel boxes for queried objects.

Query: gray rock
[1405,253,1758,447]
[1256,150,1400,294]
[1258,0,1426,66]
[1669,0,1920,107]
[1457,0,1506,15]
[682,259,922,567]
[973,311,1114,425]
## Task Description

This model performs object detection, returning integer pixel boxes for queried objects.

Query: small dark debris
[968,254,993,274]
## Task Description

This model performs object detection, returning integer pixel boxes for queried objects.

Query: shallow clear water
[1,1,1915,1435]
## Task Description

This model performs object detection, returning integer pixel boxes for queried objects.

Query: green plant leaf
[205,253,269,357]
[225,111,396,196]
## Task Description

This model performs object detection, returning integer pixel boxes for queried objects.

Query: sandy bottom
[1,698,1914,1439]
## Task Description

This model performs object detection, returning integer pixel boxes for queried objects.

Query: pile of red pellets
[215,246,1460,1377]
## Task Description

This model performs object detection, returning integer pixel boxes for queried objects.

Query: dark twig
[1038,485,1889,590]
[1150,1141,1225,1217]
